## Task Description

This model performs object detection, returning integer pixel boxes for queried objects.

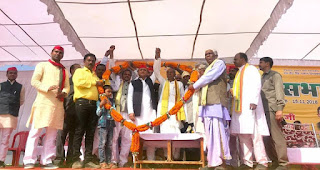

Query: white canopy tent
[0,0,84,65]
[1,0,320,66]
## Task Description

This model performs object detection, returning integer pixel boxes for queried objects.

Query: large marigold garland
[131,61,193,73]
[97,61,198,155]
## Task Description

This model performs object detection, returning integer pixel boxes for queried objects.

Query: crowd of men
[0,45,289,170]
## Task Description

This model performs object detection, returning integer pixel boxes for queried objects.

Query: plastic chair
[8,131,29,167]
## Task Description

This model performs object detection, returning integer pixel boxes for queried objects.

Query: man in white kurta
[189,50,231,169]
[127,65,157,160]
[230,53,269,169]
[110,68,133,167]
[24,46,70,169]
[153,49,185,160]
[153,52,185,133]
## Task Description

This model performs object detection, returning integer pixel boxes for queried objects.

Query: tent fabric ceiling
[0,0,84,63]
[52,0,279,60]
[254,0,320,61]
[1,0,320,66]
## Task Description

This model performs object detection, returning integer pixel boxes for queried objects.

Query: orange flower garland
[102,70,112,80]
[110,109,123,122]
[189,70,199,83]
[131,132,140,154]
[151,114,168,127]
[97,62,199,155]
[131,61,153,68]
[102,62,130,80]
[123,121,137,131]
[131,61,193,73]
[136,124,150,132]
[161,62,193,73]
[97,85,104,94]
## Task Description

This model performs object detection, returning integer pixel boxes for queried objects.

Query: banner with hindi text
[271,66,320,132]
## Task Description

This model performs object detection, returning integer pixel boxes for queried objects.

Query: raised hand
[105,45,115,57]
[155,48,161,59]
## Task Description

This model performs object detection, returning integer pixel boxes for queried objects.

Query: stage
[1,165,319,170]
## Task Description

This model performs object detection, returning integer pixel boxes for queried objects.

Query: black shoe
[42,163,59,169]
[24,163,35,169]
[65,161,73,168]
[0,161,5,168]
[92,154,100,165]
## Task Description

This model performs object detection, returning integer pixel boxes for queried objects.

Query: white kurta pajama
[111,73,132,167]
[111,109,132,166]
[153,58,185,159]
[23,62,70,165]
[127,73,157,160]
[230,64,269,167]
[153,58,185,133]
[193,60,231,167]
[156,81,184,132]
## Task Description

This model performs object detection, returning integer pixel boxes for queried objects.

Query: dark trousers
[98,127,113,163]
[263,111,288,166]
[72,99,98,163]
[56,107,77,163]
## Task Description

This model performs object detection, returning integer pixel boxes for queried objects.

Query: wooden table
[134,133,205,169]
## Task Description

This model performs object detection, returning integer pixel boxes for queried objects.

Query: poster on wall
[272,66,320,133]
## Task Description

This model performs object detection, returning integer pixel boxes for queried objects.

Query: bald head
[205,49,218,64]
[166,68,176,81]
[234,52,248,68]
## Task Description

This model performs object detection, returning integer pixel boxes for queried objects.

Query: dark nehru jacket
[131,77,157,116]
[0,80,22,117]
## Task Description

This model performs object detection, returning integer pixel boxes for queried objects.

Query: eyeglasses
[205,52,217,56]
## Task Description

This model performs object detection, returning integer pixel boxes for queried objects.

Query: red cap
[139,64,147,69]
[7,67,17,72]
[148,66,153,71]
[53,45,64,52]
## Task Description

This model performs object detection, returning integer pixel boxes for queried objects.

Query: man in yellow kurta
[23,46,70,169]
